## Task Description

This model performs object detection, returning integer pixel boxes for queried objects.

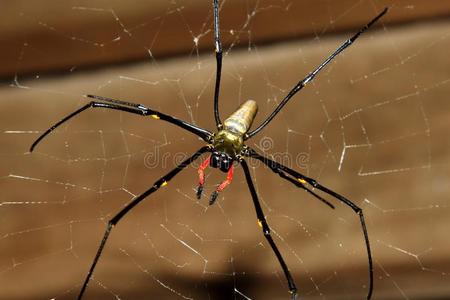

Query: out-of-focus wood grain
[1,0,450,78]
[1,8,449,298]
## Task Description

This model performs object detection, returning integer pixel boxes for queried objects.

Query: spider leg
[277,169,335,209]
[30,94,213,152]
[212,0,223,129]
[240,159,298,299]
[246,147,373,299]
[77,146,209,299]
[245,7,388,139]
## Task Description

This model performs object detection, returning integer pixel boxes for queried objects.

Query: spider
[30,2,387,299]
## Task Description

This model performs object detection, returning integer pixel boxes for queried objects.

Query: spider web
[1,1,450,299]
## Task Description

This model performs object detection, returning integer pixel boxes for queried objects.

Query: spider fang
[196,156,234,204]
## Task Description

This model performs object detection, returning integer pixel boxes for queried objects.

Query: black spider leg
[245,7,388,140]
[77,146,209,299]
[246,147,373,299]
[213,0,223,129]
[240,159,298,299]
[30,94,213,152]
[276,169,335,210]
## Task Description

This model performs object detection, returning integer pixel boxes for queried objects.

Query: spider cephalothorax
[29,1,387,298]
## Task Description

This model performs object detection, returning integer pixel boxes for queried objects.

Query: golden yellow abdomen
[223,100,258,135]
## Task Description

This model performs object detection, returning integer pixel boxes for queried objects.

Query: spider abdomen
[223,100,258,135]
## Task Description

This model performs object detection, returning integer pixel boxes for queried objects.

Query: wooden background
[1,1,450,299]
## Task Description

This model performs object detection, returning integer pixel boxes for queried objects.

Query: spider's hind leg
[77,146,209,299]
[240,159,298,298]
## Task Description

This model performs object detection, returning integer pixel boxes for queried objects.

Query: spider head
[210,151,233,173]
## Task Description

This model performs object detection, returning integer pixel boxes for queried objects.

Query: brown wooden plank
[1,0,450,78]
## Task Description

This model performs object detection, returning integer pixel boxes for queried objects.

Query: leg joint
[108,219,116,228]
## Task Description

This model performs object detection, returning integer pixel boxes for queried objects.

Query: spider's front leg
[29,94,213,152]
[212,0,224,129]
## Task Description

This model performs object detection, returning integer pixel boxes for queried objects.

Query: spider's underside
[29,1,387,299]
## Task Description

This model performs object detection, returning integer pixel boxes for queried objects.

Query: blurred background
[1,0,450,299]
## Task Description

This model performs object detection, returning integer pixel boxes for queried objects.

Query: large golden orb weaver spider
[30,1,387,299]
